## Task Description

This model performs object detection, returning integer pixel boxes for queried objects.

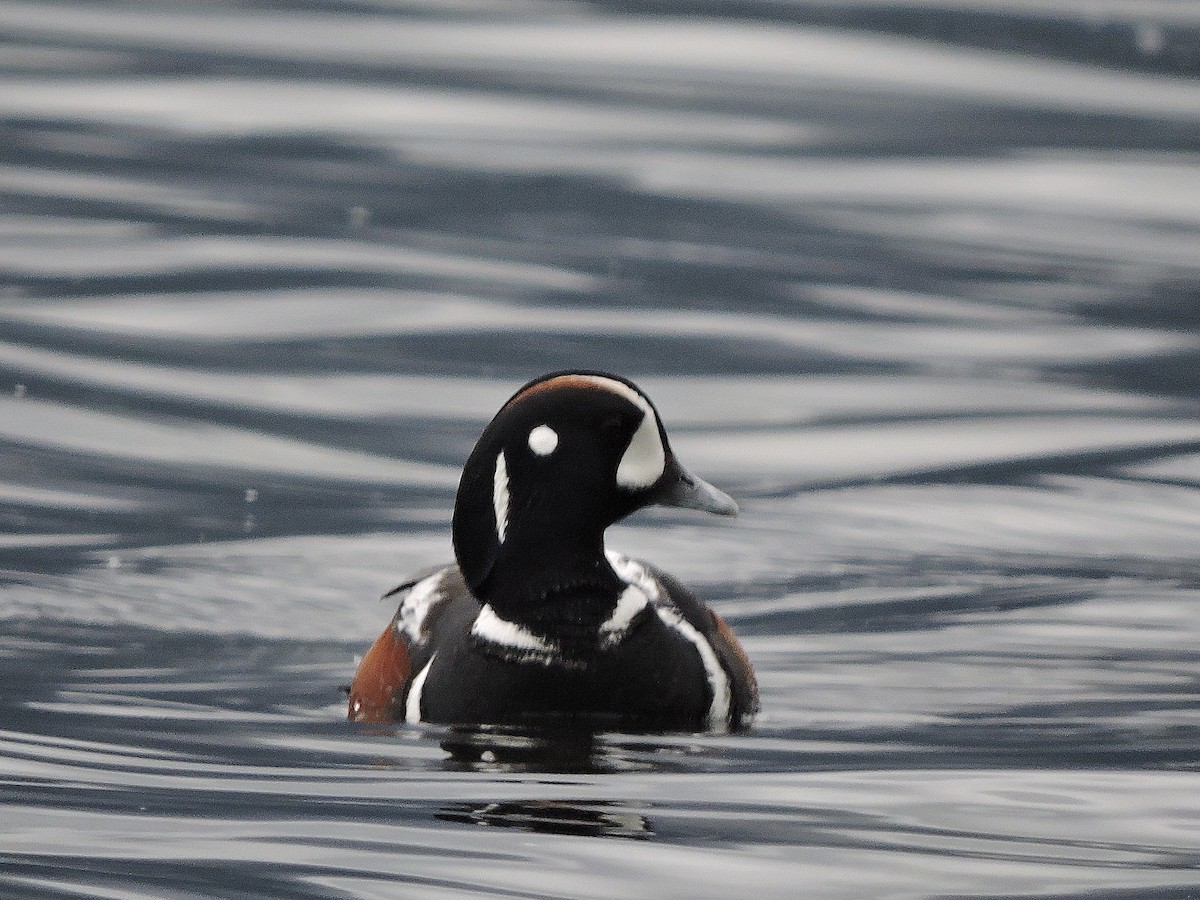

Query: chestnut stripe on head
[502,373,616,407]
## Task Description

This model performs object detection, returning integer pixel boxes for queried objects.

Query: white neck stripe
[492,450,509,543]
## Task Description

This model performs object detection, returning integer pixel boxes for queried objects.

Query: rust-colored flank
[710,608,760,703]
[347,621,411,723]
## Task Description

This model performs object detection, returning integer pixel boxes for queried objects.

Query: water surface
[2,1,1199,898]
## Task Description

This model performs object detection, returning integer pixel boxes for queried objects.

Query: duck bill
[654,459,739,517]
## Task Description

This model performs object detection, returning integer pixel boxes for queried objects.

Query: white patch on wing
[395,569,448,644]
[405,653,435,723]
[599,584,650,646]
[492,450,509,542]
[606,549,731,731]
[528,424,558,456]
[472,604,560,659]
[577,375,666,489]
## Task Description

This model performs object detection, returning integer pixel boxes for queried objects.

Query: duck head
[451,372,736,607]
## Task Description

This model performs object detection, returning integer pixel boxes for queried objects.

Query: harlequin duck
[347,372,758,732]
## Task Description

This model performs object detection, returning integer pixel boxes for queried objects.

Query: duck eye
[600,415,624,433]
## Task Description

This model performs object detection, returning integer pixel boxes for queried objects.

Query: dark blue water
[2,2,1200,897]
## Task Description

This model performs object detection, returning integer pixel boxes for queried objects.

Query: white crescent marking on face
[528,424,559,456]
[573,376,666,489]
[493,451,509,543]
[617,411,666,489]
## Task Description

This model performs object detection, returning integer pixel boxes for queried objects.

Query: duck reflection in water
[438,799,651,840]
[438,725,655,838]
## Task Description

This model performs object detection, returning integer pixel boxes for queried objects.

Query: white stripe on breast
[471,604,559,656]
[606,549,731,731]
[405,653,436,723]
[653,605,731,732]
[605,550,660,600]
[599,584,649,646]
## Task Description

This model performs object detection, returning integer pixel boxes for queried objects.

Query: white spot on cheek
[528,424,558,456]
[493,451,509,542]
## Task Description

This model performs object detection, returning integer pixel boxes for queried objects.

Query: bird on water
[347,371,758,732]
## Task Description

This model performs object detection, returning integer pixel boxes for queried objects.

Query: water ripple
[3,1,1200,897]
